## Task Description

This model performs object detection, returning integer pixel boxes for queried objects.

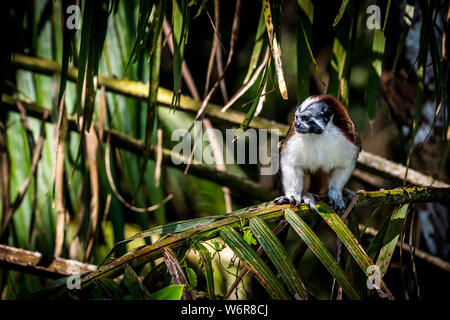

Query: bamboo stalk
[10,54,449,189]
[10,54,288,134]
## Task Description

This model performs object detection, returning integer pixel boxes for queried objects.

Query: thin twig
[193,0,241,122]
[105,134,173,213]
[221,48,270,113]
[213,0,228,103]
[0,104,48,241]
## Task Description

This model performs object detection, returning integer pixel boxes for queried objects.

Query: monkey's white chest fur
[281,124,359,173]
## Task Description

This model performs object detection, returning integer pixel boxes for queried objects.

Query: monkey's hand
[274,192,319,210]
[328,188,346,212]
[274,193,302,206]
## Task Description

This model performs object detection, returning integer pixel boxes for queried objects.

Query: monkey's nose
[294,124,308,134]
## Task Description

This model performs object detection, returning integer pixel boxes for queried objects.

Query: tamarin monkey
[274,95,361,211]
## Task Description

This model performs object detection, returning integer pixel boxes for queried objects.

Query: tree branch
[39,186,449,298]
[10,54,287,134]
[0,244,97,279]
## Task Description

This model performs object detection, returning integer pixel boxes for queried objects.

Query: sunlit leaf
[220,228,291,300]
[250,217,307,299]
[284,208,360,300]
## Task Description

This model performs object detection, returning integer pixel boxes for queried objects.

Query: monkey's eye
[300,115,310,122]
[322,108,333,118]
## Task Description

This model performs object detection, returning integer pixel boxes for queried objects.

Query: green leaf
[333,0,350,26]
[327,0,356,106]
[243,227,257,246]
[122,264,152,299]
[243,8,266,84]
[366,214,391,260]
[125,0,154,70]
[151,284,184,300]
[57,0,77,109]
[220,228,291,300]
[194,0,209,18]
[211,239,225,252]
[171,0,191,109]
[185,267,197,291]
[296,0,314,103]
[359,206,382,239]
[194,242,216,299]
[367,28,386,120]
[382,0,392,33]
[250,217,307,299]
[132,17,163,203]
[262,0,288,99]
[240,62,270,131]
[315,203,393,299]
[75,0,94,121]
[376,204,409,277]
[284,208,360,300]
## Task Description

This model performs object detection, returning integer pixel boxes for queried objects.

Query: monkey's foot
[274,196,290,205]
[302,192,319,211]
[328,189,346,212]
[343,188,356,201]
[274,194,302,206]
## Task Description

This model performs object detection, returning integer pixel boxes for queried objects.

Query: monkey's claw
[328,189,346,212]
[274,194,302,206]
[329,201,345,212]
[302,192,319,211]
[289,194,303,206]
[274,196,290,205]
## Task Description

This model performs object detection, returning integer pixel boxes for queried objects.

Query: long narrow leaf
[284,208,360,300]
[76,0,94,122]
[315,203,393,299]
[243,9,266,84]
[262,0,288,99]
[249,217,307,299]
[367,28,386,120]
[171,0,190,109]
[376,204,409,277]
[125,0,154,70]
[220,228,291,300]
[240,62,269,131]
[122,264,152,299]
[296,0,314,103]
[333,0,350,26]
[194,242,216,300]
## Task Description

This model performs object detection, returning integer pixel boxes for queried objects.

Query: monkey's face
[294,103,333,135]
